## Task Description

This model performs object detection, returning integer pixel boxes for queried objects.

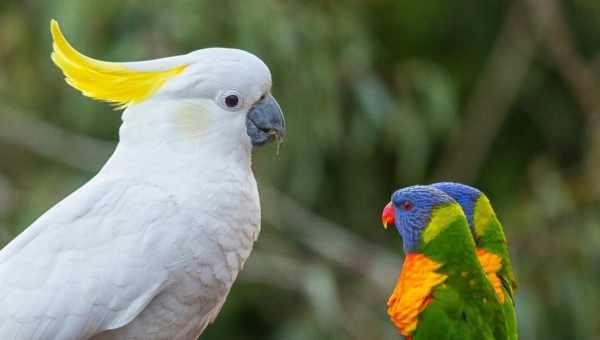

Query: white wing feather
[0,176,180,340]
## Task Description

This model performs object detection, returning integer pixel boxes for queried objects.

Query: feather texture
[0,20,275,339]
[50,20,187,109]
[387,253,447,336]
[383,187,508,340]
[0,160,260,340]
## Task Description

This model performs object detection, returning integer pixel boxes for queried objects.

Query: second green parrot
[381,185,508,339]
[430,182,517,340]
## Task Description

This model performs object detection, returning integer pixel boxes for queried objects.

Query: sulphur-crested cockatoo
[0,20,285,340]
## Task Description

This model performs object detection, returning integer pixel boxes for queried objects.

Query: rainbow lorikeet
[381,186,508,340]
[430,182,517,340]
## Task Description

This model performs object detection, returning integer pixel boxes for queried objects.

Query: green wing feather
[416,216,508,340]
[475,204,518,340]
[414,286,489,340]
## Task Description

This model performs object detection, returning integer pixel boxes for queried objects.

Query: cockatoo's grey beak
[246,94,286,146]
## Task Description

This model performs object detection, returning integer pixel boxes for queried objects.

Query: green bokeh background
[1,1,599,339]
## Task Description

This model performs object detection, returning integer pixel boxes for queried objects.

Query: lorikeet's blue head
[430,182,481,231]
[382,185,455,252]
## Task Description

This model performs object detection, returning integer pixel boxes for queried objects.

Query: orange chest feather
[476,248,505,303]
[387,253,447,337]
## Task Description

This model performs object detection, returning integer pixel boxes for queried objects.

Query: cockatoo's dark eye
[218,90,243,111]
[400,200,414,211]
[225,95,239,108]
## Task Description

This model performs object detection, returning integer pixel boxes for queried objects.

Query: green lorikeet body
[381,186,508,340]
[430,182,517,340]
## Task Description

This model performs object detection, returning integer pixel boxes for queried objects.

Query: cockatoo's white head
[50,20,285,155]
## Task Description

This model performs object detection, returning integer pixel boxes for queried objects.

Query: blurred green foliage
[1,1,600,339]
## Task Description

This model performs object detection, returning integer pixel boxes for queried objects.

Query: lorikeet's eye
[400,200,414,211]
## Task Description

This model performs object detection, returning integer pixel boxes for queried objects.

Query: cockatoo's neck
[99,99,253,179]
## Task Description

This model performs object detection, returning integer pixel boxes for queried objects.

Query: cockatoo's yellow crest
[50,20,187,109]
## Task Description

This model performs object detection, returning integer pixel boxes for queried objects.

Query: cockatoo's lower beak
[381,202,395,229]
[246,94,286,146]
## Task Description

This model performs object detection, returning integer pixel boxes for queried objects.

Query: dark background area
[1,1,599,339]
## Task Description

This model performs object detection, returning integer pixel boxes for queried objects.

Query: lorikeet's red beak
[381,202,395,229]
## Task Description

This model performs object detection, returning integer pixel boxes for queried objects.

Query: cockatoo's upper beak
[246,94,286,146]
[381,202,395,229]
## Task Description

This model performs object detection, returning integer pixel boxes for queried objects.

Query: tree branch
[523,0,600,198]
[433,1,539,182]
[260,185,401,291]
[0,106,114,172]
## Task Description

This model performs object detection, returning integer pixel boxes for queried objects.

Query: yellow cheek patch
[476,248,505,304]
[387,253,447,337]
[50,20,187,109]
[173,103,210,139]
[422,203,464,245]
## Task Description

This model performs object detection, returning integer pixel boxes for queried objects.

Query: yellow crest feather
[50,20,187,109]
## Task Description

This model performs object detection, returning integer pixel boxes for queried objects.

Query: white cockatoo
[0,20,285,340]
